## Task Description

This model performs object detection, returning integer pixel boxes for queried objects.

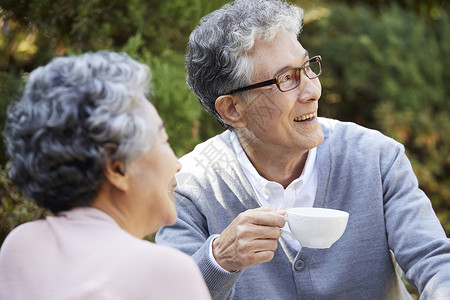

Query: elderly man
[156,0,450,299]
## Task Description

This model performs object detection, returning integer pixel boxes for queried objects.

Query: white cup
[282,207,349,249]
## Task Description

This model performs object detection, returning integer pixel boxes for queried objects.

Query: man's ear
[215,95,247,128]
[104,159,129,192]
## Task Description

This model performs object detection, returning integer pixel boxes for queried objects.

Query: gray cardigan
[156,118,450,299]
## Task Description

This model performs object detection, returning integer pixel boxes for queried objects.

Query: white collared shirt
[230,131,318,251]
[208,131,319,269]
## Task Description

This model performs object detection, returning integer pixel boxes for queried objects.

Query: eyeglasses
[229,55,322,95]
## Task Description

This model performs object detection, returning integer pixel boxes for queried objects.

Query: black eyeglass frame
[228,55,322,95]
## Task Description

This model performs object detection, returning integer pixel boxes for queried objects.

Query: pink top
[0,207,211,300]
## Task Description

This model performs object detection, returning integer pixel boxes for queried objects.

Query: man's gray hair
[186,0,304,129]
[3,51,153,213]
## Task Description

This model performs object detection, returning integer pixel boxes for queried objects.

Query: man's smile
[294,112,316,122]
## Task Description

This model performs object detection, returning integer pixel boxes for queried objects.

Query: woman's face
[127,100,181,235]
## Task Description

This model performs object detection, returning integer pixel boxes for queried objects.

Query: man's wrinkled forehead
[248,31,308,79]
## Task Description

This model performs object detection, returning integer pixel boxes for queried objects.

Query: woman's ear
[104,159,129,192]
[215,95,247,128]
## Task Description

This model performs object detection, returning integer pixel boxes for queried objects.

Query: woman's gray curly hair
[3,51,153,213]
[186,0,304,129]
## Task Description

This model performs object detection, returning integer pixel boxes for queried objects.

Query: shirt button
[294,259,305,271]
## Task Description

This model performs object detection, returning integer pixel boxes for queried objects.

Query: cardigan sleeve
[156,194,243,300]
[382,144,450,298]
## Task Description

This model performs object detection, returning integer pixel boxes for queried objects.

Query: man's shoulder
[317,118,407,179]
[319,117,401,149]
[178,130,235,175]
[319,117,382,137]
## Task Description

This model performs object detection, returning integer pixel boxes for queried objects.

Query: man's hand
[212,206,286,272]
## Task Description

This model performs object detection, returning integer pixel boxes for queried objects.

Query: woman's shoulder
[1,219,48,250]
[117,241,202,283]
[110,242,210,298]
[130,241,197,268]
[0,220,50,273]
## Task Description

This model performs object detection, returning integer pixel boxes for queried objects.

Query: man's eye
[279,74,292,82]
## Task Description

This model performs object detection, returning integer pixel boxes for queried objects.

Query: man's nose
[295,72,321,102]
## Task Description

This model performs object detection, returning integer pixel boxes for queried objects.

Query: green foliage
[146,52,204,156]
[323,0,447,13]
[0,0,228,157]
[0,0,229,63]
[303,3,449,124]
[302,3,450,236]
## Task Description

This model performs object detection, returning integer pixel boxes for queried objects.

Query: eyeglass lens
[277,58,321,92]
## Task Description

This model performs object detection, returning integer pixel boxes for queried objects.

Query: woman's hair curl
[4,51,153,213]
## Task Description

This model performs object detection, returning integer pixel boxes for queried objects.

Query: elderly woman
[0,51,211,299]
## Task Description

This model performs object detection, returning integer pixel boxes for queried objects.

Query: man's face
[240,30,324,154]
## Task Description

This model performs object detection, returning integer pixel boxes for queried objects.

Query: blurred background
[0,0,449,295]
